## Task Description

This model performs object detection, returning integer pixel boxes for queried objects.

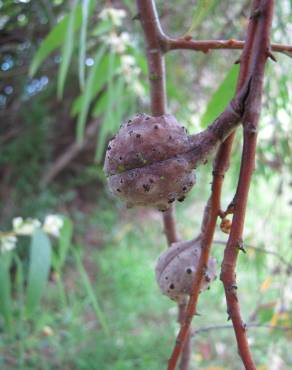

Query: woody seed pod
[155,237,216,303]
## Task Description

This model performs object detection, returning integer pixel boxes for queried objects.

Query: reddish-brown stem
[167,0,262,368]
[136,1,189,369]
[220,2,274,369]
[161,37,291,55]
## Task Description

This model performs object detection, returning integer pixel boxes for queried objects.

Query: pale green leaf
[79,0,90,90]
[200,64,239,128]
[187,0,217,34]
[74,249,109,336]
[26,229,51,316]
[71,53,120,117]
[57,0,79,99]
[76,44,107,143]
[30,0,96,77]
[0,253,13,331]
[58,217,73,269]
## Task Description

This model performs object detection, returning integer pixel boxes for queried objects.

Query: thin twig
[214,240,292,270]
[161,37,292,56]
[220,2,274,369]
[136,1,188,369]
[166,0,262,366]
[191,323,292,336]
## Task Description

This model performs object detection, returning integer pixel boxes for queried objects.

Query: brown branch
[220,2,274,370]
[136,1,188,369]
[41,119,100,186]
[214,240,292,271]
[166,0,263,368]
[161,37,292,55]
[191,323,292,335]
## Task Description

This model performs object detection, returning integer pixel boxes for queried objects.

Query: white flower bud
[43,215,64,238]
[13,217,41,236]
[99,7,126,27]
[1,235,17,253]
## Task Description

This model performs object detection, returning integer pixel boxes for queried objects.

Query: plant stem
[136,1,190,369]
[166,0,263,368]
[220,2,274,369]
[161,37,291,55]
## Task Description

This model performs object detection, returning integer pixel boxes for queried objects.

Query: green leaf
[29,0,96,77]
[26,229,51,316]
[73,249,109,336]
[71,53,120,117]
[95,51,116,161]
[95,75,126,161]
[200,64,239,128]
[57,0,79,99]
[0,253,13,331]
[187,0,217,34]
[76,44,107,143]
[58,217,73,269]
[79,0,90,90]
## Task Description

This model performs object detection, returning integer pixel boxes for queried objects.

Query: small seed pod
[155,237,216,303]
[104,101,243,210]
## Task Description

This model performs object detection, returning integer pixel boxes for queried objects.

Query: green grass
[0,174,291,369]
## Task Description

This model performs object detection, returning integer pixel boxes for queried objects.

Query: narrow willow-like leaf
[71,54,120,117]
[26,229,51,316]
[95,50,116,161]
[95,75,125,161]
[30,0,96,77]
[187,0,217,34]
[57,0,79,99]
[77,44,107,143]
[79,0,90,90]
[200,64,239,128]
[0,253,13,331]
[73,249,109,336]
[58,217,73,269]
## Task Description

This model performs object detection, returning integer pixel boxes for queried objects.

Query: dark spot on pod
[116,188,121,192]
[120,179,123,184]
[182,186,187,191]
[107,146,111,151]
[143,184,150,192]
[188,182,193,187]
[119,156,123,160]
[129,130,133,135]
[165,276,168,280]
[177,196,185,202]
[145,117,150,120]
[168,198,175,204]
[152,148,156,152]
[136,134,141,138]
[169,136,172,140]
[149,178,154,183]
[154,125,159,130]
[169,284,175,289]
[186,268,192,274]
[205,275,211,283]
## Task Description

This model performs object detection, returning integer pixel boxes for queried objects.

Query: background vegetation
[0,0,291,369]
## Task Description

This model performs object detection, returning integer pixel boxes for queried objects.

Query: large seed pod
[104,100,243,210]
[155,237,216,303]
[104,114,196,211]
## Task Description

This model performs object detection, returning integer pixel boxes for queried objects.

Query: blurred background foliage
[0,0,291,369]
